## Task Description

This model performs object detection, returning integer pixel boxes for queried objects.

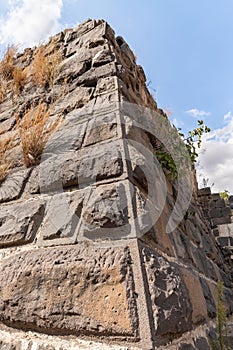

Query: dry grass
[0,45,17,81]
[18,103,60,167]
[12,67,27,95]
[0,79,7,103]
[0,132,14,183]
[31,46,62,88]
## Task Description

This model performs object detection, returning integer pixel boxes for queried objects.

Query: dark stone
[142,245,192,339]
[212,216,231,226]
[209,208,222,218]
[179,343,196,350]
[222,206,232,216]
[199,278,216,318]
[215,198,226,208]
[217,237,229,247]
[198,187,211,196]
[194,337,210,350]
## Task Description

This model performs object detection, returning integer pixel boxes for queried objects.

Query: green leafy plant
[219,190,230,202]
[178,119,211,164]
[155,119,210,180]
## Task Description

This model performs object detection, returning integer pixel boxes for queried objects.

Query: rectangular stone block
[182,269,208,324]
[0,245,138,339]
[0,199,45,247]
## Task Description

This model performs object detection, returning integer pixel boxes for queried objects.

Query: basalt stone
[182,269,208,324]
[0,168,31,203]
[82,181,130,240]
[194,337,210,350]
[141,244,192,343]
[0,198,45,247]
[39,141,124,193]
[178,343,196,350]
[199,277,216,318]
[0,245,138,338]
[39,189,86,245]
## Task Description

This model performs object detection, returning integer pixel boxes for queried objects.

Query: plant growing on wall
[210,281,231,350]
[155,119,210,180]
[219,190,230,202]
[0,131,14,183]
[18,103,60,167]
[0,45,17,81]
[31,46,62,89]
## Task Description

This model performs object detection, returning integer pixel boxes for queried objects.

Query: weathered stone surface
[199,278,216,318]
[39,141,124,193]
[82,181,130,240]
[178,343,195,350]
[0,245,138,338]
[181,269,207,324]
[39,190,86,245]
[194,337,210,350]
[83,112,117,146]
[0,198,44,247]
[0,17,232,350]
[142,244,192,345]
[0,169,31,203]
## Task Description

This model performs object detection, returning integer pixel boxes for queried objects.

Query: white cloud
[197,114,233,193]
[0,0,63,48]
[186,108,211,118]
[223,111,233,121]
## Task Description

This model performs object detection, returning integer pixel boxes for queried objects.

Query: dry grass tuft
[0,132,14,183]
[19,103,60,167]
[0,45,17,81]
[0,79,7,103]
[13,67,27,95]
[31,46,62,88]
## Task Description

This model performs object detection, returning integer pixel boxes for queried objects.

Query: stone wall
[0,19,232,350]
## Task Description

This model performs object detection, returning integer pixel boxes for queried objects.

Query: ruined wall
[0,19,232,350]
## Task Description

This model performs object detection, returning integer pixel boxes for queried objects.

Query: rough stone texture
[181,269,208,324]
[0,199,44,247]
[141,244,192,346]
[0,18,232,350]
[0,245,138,339]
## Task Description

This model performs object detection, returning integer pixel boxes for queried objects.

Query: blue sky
[0,0,233,192]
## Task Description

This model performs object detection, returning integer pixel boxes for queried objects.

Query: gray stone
[39,141,124,193]
[141,244,192,342]
[0,198,45,247]
[83,112,117,146]
[82,181,130,240]
[0,168,31,203]
[194,337,210,350]
[199,278,216,318]
[198,187,211,196]
[179,344,195,350]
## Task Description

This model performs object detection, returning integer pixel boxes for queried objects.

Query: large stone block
[181,269,208,324]
[0,169,31,203]
[0,245,138,338]
[0,198,45,247]
[141,244,192,345]
[81,181,131,240]
[39,141,124,193]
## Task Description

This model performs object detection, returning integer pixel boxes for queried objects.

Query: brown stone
[182,269,208,324]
